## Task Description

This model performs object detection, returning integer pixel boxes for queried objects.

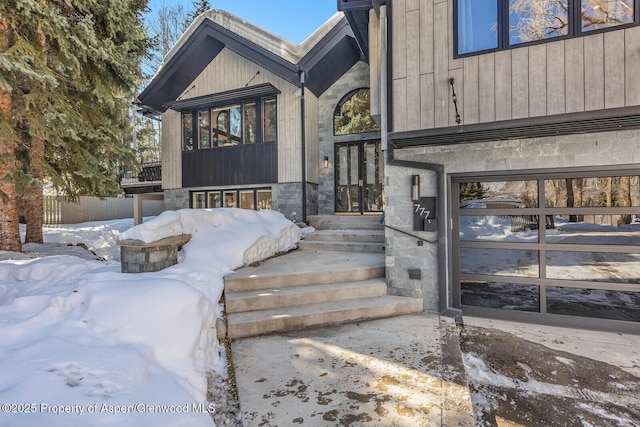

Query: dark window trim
[262,97,278,143]
[189,187,272,210]
[333,87,380,136]
[454,0,640,59]
[166,83,280,111]
[182,96,277,150]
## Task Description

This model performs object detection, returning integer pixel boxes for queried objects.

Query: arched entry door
[333,88,383,214]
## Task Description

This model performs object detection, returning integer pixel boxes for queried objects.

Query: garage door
[451,169,640,333]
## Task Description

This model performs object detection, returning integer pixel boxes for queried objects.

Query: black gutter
[299,68,307,223]
[390,105,640,147]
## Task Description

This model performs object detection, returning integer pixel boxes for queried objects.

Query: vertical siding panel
[463,56,479,124]
[393,0,407,79]
[625,26,640,106]
[584,34,604,111]
[407,0,419,10]
[289,104,299,181]
[419,0,434,75]
[528,44,547,117]
[449,68,463,126]
[565,37,585,113]
[420,73,435,128]
[406,9,421,130]
[448,0,463,70]
[279,95,287,183]
[511,48,529,119]
[306,95,320,184]
[393,78,408,131]
[495,50,512,121]
[433,1,449,128]
[546,41,565,115]
[478,53,495,123]
[604,30,625,109]
[162,110,181,189]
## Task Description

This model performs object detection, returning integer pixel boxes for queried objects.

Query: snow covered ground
[0,209,304,427]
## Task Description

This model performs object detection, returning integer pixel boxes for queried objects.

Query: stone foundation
[117,234,191,273]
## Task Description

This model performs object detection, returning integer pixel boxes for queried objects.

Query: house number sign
[413,197,437,232]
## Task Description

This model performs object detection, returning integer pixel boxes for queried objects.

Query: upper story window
[455,0,638,57]
[182,97,277,151]
[334,88,380,136]
[182,113,193,150]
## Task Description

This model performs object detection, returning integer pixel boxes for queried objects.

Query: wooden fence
[43,196,165,224]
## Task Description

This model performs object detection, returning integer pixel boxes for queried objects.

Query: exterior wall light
[411,175,420,201]
[324,156,329,168]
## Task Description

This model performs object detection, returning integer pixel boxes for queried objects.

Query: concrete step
[307,215,383,230]
[298,240,385,253]
[225,264,385,292]
[303,229,384,243]
[226,278,387,313]
[227,295,424,339]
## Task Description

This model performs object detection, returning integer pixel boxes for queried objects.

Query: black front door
[335,140,384,213]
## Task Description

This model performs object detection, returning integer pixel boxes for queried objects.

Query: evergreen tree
[188,0,211,24]
[0,0,150,250]
[334,89,379,136]
[459,182,487,202]
[0,18,22,252]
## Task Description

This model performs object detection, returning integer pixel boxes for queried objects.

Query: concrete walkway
[231,313,475,426]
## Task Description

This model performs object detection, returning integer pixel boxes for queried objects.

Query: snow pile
[0,208,301,427]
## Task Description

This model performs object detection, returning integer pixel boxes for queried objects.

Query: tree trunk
[24,135,45,243]
[618,176,632,226]
[575,178,584,222]
[24,20,46,243]
[605,177,613,226]
[566,178,576,222]
[631,176,640,207]
[0,20,22,252]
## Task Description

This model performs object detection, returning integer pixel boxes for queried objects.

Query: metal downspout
[298,68,307,223]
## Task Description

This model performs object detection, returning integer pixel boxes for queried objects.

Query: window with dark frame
[244,102,257,144]
[190,189,272,210]
[182,97,277,150]
[182,113,193,150]
[263,98,277,143]
[455,0,638,57]
[199,109,211,149]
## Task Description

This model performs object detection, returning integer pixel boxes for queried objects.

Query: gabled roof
[139,9,363,113]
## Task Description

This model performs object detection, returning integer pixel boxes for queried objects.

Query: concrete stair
[307,214,382,230]
[299,229,385,253]
[224,215,423,340]
[302,215,385,253]
[227,295,423,339]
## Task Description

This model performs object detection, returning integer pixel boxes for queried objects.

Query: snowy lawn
[0,209,302,426]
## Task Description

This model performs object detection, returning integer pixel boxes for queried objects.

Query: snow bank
[0,209,301,427]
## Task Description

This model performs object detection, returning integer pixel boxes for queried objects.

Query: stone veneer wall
[385,128,640,311]
[163,188,190,210]
[318,61,371,215]
[119,235,191,273]
[272,182,318,222]
[385,166,440,309]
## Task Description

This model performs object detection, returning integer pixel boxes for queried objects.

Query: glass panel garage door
[452,172,640,333]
